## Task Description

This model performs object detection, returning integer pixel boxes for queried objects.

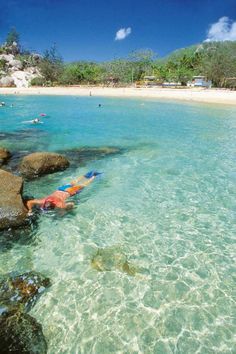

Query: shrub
[30,77,45,86]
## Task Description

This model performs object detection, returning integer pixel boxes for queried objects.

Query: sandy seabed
[0,86,236,105]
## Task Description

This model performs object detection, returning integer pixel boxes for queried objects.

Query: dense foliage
[1,29,236,88]
[54,43,236,88]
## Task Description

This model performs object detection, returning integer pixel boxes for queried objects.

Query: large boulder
[0,311,47,354]
[0,148,11,167]
[0,54,14,62]
[19,152,70,179]
[8,59,23,70]
[0,170,28,230]
[0,76,15,87]
[11,70,38,88]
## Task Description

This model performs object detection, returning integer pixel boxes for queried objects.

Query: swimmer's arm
[26,199,43,213]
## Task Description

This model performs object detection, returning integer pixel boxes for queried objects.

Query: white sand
[0,86,236,105]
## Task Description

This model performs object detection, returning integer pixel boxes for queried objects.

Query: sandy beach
[0,86,236,105]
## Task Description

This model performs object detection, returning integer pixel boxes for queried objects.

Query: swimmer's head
[42,198,56,210]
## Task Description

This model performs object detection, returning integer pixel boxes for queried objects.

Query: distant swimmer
[22,118,43,124]
[40,113,46,116]
[98,104,102,107]
[33,118,41,124]
[0,102,6,107]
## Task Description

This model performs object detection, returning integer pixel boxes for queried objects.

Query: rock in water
[0,311,47,354]
[0,271,51,314]
[61,146,122,166]
[91,246,137,276]
[0,169,28,230]
[19,152,70,179]
[0,148,11,167]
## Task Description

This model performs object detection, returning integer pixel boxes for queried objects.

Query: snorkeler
[22,118,43,124]
[26,171,101,215]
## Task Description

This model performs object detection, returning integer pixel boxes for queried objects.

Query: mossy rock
[0,271,51,314]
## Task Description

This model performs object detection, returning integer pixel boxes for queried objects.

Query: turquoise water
[0,95,236,353]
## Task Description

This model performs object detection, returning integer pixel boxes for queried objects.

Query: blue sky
[0,0,236,62]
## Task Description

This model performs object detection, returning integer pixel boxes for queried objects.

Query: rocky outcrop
[0,52,42,88]
[11,69,40,88]
[0,169,28,230]
[0,311,48,354]
[0,76,15,87]
[19,152,70,179]
[8,59,23,70]
[0,148,11,166]
[0,54,14,62]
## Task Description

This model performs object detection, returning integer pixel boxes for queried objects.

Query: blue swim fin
[84,170,102,178]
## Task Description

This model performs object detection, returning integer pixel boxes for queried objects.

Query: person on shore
[26,171,101,214]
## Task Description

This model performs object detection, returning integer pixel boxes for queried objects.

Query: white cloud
[205,17,236,42]
[115,27,131,41]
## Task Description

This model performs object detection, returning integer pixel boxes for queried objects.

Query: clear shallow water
[0,95,236,353]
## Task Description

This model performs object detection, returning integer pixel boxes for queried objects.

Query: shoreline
[1,86,236,105]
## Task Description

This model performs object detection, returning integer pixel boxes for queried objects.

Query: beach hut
[187,76,212,88]
[137,76,162,87]
[162,81,182,87]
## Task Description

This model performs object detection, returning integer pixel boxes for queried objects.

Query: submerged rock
[0,310,47,354]
[61,146,122,166]
[0,169,28,230]
[0,148,11,166]
[0,219,39,252]
[0,271,51,314]
[0,129,48,143]
[19,152,70,179]
[91,246,137,276]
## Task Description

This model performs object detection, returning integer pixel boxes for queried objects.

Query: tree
[39,44,63,84]
[199,41,236,87]
[4,28,20,54]
[128,49,156,80]
[6,28,19,46]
